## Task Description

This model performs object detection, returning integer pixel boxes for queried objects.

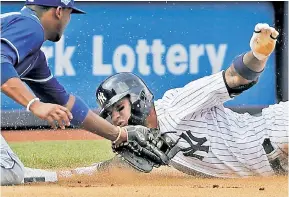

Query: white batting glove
[250,23,279,60]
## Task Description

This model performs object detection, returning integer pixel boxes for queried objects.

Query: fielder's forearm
[1,77,37,107]
[81,110,127,141]
[224,51,267,88]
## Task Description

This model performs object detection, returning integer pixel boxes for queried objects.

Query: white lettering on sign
[92,35,227,76]
[42,35,228,77]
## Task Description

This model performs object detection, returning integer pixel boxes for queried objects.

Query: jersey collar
[20,6,40,22]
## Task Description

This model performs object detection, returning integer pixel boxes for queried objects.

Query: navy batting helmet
[96,73,154,125]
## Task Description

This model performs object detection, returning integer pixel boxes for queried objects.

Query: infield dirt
[1,129,288,197]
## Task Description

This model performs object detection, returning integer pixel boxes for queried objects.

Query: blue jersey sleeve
[1,42,19,85]
[22,50,70,105]
[1,16,44,65]
[25,77,70,105]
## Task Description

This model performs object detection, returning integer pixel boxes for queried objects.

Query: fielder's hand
[250,23,279,60]
[112,125,181,173]
[30,101,73,129]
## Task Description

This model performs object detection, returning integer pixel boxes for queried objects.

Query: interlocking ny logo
[98,92,107,105]
[180,130,209,161]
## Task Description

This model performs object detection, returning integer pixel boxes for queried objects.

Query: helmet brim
[98,92,129,119]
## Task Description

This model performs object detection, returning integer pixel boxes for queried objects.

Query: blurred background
[1,1,288,129]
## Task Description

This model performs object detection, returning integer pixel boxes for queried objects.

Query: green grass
[9,140,114,169]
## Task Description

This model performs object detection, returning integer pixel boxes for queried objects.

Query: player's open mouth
[117,121,126,127]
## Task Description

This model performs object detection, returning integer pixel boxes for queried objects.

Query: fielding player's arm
[1,17,44,108]
[24,51,126,142]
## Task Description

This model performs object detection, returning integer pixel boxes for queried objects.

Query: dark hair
[36,5,55,11]
[26,5,56,17]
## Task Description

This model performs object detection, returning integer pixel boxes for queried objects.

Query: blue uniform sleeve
[25,77,70,105]
[1,42,19,85]
[1,16,44,65]
[23,50,90,126]
[22,50,70,105]
[23,51,90,126]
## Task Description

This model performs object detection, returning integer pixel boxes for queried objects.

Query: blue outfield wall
[1,2,276,113]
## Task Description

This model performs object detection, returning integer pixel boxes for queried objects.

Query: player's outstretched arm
[1,78,73,130]
[224,23,279,93]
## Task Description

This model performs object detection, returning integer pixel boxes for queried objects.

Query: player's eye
[117,106,124,112]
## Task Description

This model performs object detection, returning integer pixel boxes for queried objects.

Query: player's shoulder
[1,11,45,46]
[1,12,44,36]
[2,12,43,31]
[159,88,181,106]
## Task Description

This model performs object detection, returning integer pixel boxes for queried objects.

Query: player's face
[58,8,72,38]
[109,97,132,127]
[50,7,72,42]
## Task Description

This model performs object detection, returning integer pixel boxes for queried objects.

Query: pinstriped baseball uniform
[154,71,288,178]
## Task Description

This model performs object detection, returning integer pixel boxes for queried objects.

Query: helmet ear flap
[128,90,152,125]
[139,90,146,101]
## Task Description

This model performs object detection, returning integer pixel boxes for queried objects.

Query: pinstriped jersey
[155,71,288,178]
